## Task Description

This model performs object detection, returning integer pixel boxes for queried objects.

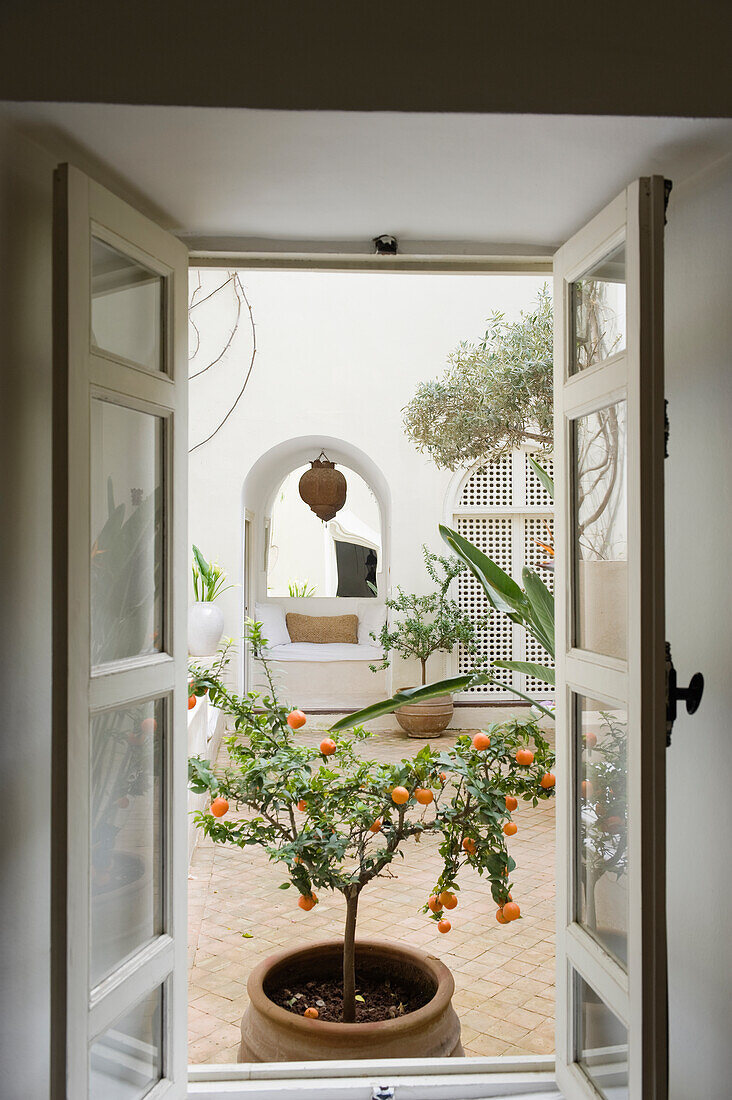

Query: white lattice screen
[454,451,554,700]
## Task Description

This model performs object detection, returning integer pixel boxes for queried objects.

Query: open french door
[53,165,188,1098]
[553,177,667,1099]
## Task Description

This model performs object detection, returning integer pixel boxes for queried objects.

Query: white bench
[252,600,387,710]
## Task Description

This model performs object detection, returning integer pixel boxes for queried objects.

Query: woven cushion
[286,612,358,644]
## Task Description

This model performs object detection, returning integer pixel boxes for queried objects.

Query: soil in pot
[270,969,431,1023]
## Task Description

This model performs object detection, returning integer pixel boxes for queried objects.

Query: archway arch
[239,436,392,688]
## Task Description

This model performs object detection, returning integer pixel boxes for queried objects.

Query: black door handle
[666,642,704,746]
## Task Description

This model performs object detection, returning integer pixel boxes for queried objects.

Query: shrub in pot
[370,547,486,736]
[189,625,555,1062]
[188,544,233,656]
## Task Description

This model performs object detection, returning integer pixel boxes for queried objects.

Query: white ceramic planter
[188,601,225,656]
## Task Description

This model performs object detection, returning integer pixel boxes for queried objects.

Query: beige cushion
[286,612,359,644]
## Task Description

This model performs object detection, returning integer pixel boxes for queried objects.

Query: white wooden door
[53,164,188,1098]
[553,177,667,1099]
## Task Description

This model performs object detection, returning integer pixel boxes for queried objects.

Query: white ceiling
[5,103,732,251]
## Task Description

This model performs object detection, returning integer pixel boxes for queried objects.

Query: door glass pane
[572,243,626,372]
[574,400,627,659]
[90,697,164,988]
[91,400,164,668]
[575,972,629,1099]
[90,984,163,1100]
[91,237,165,373]
[575,695,628,967]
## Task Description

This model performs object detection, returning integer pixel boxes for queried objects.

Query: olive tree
[402,286,553,470]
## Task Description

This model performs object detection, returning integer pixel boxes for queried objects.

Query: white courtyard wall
[187,268,547,697]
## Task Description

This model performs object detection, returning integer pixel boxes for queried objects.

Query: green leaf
[493,660,555,686]
[477,673,556,717]
[278,882,291,889]
[192,544,211,584]
[527,455,554,500]
[522,568,555,657]
[355,995,365,1003]
[439,524,528,619]
[241,931,253,938]
[330,674,489,731]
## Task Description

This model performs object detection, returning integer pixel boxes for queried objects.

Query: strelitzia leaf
[522,568,555,657]
[330,674,490,731]
[439,524,528,619]
[493,660,555,686]
[527,455,554,500]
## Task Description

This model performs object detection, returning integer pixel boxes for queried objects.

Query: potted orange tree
[189,622,554,1063]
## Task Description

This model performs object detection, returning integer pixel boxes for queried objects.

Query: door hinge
[666,641,704,746]
[664,399,670,458]
[664,178,673,224]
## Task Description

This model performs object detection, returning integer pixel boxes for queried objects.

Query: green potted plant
[189,544,234,656]
[371,547,486,736]
[189,622,555,1063]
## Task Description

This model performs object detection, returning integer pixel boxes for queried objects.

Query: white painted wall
[188,268,547,691]
[664,154,732,1100]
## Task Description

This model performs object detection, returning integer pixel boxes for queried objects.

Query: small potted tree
[371,547,485,736]
[189,623,554,1063]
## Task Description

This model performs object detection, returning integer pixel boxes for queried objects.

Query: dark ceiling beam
[1,1,731,118]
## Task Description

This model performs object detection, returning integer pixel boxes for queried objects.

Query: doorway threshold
[187,1055,559,1099]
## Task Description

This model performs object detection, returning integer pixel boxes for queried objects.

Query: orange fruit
[503,821,518,836]
[585,731,598,749]
[141,717,157,735]
[298,894,318,911]
[540,773,556,789]
[515,748,534,766]
[505,795,518,811]
[304,1006,319,1019]
[496,908,509,924]
[188,695,197,710]
[437,919,451,934]
[297,799,307,812]
[439,772,447,783]
[319,738,336,756]
[287,710,307,729]
[581,780,593,797]
[415,788,434,805]
[369,818,382,833]
[502,901,521,922]
[427,895,441,913]
[391,786,410,805]
[462,837,477,855]
[210,797,229,818]
[440,891,458,910]
[472,732,491,751]
[605,815,622,831]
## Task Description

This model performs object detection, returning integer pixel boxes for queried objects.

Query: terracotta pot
[239,939,463,1063]
[394,691,453,737]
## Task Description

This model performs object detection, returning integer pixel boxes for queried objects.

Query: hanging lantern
[298,452,347,522]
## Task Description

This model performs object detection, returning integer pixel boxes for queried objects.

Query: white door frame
[53,163,189,1098]
[553,178,667,1099]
